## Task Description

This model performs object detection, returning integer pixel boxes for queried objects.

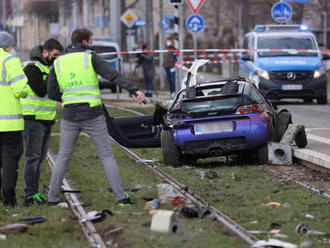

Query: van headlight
[314,67,325,79]
[257,69,270,80]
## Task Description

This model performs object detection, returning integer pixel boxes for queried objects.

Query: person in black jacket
[22,39,63,206]
[47,28,149,206]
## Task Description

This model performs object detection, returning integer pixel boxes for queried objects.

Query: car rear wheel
[161,129,182,167]
[275,110,292,142]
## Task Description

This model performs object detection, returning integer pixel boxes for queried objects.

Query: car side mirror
[241,53,251,61]
[322,53,330,60]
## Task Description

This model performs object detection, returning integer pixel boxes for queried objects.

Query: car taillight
[235,104,260,114]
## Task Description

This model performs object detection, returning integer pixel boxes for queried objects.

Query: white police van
[91,38,122,93]
[239,25,329,104]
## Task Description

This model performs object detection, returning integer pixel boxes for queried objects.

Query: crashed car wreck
[104,60,302,167]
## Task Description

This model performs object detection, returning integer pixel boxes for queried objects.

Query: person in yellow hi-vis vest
[47,28,149,206]
[0,32,28,207]
[21,39,63,206]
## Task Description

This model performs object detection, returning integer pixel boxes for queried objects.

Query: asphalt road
[279,101,330,128]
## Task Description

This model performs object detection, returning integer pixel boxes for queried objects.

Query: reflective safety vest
[54,52,101,107]
[20,61,57,121]
[0,48,28,132]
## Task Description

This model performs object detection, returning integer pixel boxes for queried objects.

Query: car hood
[255,56,322,71]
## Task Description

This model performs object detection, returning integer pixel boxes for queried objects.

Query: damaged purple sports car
[105,60,304,167]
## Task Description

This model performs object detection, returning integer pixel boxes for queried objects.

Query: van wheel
[161,129,182,167]
[317,96,327,104]
[275,110,292,142]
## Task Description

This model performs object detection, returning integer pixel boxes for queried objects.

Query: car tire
[161,129,182,167]
[317,96,327,105]
[295,128,307,148]
[275,110,292,142]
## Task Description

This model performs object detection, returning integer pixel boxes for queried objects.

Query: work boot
[3,197,17,207]
[117,193,135,206]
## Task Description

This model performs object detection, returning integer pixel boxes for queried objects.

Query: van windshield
[257,36,317,57]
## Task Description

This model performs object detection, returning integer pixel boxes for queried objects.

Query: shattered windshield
[257,36,317,57]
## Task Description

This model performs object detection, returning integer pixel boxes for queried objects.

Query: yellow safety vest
[21,61,57,121]
[0,48,28,131]
[54,52,101,107]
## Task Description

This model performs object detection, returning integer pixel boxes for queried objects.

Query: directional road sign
[271,2,292,23]
[186,14,204,33]
[135,19,146,27]
[187,0,204,14]
[120,9,138,28]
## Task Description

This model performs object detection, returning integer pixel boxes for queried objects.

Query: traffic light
[168,0,184,6]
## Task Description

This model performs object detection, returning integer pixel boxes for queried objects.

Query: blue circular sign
[271,2,292,23]
[186,15,204,33]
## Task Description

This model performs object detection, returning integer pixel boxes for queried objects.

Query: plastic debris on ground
[252,238,297,248]
[81,210,113,223]
[145,199,160,213]
[300,241,314,248]
[157,184,182,204]
[0,234,6,240]
[196,170,205,180]
[57,202,69,208]
[0,223,29,234]
[304,213,314,219]
[150,210,180,234]
[283,202,291,208]
[19,216,46,225]
[171,196,185,206]
[264,202,282,207]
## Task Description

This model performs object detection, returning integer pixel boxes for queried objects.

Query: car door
[103,106,162,148]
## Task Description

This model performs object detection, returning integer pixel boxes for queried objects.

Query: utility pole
[98,0,103,32]
[72,0,78,29]
[59,0,66,45]
[159,0,165,90]
[110,0,121,44]
[83,0,89,28]
[146,0,154,49]
[178,4,184,90]
[323,11,327,49]
[1,0,6,30]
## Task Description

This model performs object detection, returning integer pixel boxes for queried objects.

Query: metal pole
[110,0,121,44]
[72,0,78,29]
[83,0,89,27]
[178,4,184,89]
[193,34,197,60]
[323,11,327,49]
[99,0,104,31]
[1,0,6,30]
[159,0,165,90]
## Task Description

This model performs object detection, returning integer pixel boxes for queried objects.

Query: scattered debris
[252,238,297,248]
[171,196,185,206]
[179,204,211,219]
[12,214,19,217]
[295,224,330,236]
[283,202,291,208]
[244,220,259,225]
[265,202,282,207]
[273,233,288,239]
[57,202,69,208]
[157,184,180,204]
[81,210,113,223]
[300,241,314,248]
[270,222,282,229]
[19,216,46,225]
[196,170,205,180]
[0,235,6,240]
[144,199,160,213]
[0,223,29,234]
[150,210,180,233]
[104,227,123,236]
[61,185,81,193]
[205,170,218,179]
[304,214,314,219]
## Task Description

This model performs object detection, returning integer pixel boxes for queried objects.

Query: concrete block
[150,210,180,233]
[268,142,292,165]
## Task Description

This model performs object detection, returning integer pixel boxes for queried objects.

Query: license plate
[281,84,303,90]
[194,121,233,135]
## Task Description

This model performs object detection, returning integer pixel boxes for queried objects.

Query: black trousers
[0,131,23,201]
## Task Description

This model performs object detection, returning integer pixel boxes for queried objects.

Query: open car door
[103,105,162,148]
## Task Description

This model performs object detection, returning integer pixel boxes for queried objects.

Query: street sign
[168,0,184,6]
[135,19,146,27]
[271,2,292,23]
[187,0,204,14]
[186,14,204,33]
[284,0,309,3]
[120,9,138,28]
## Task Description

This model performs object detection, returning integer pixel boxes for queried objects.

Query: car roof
[196,80,249,88]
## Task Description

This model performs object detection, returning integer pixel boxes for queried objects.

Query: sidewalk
[293,128,330,170]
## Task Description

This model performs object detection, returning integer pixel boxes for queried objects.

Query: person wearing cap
[47,28,149,206]
[0,32,29,207]
[21,38,63,206]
